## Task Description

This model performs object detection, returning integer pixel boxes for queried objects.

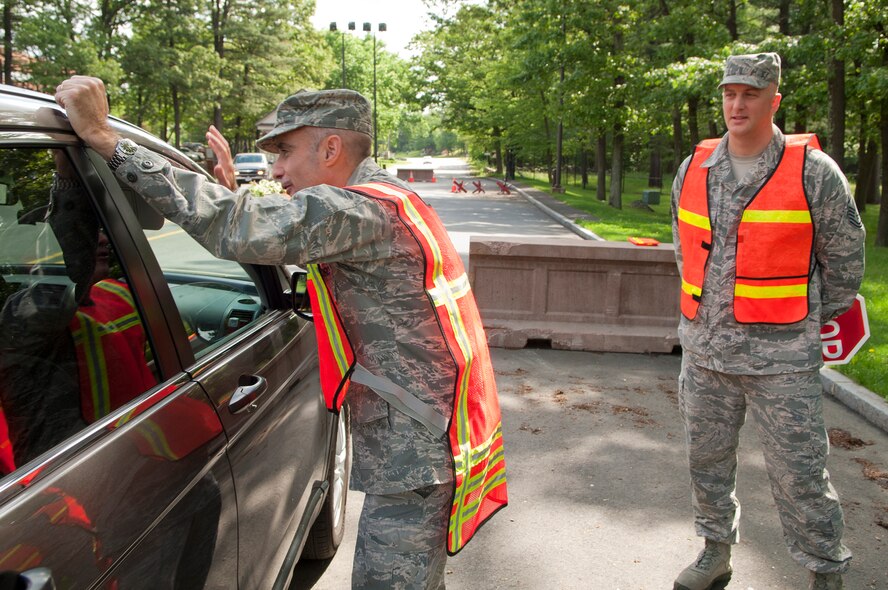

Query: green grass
[516,169,887,401]
[515,171,675,242]
[834,206,887,400]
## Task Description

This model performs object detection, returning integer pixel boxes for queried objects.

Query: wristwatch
[108,138,138,171]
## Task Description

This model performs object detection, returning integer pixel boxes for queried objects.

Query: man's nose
[272,158,284,179]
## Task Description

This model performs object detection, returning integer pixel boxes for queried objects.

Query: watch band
[108,138,138,171]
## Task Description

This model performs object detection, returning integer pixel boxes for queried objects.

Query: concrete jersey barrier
[467,237,681,353]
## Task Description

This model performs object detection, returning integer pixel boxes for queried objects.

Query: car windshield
[234,154,264,164]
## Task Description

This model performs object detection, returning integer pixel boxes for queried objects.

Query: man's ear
[322,134,345,167]
[771,91,782,115]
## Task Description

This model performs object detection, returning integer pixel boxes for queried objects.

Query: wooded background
[2,0,886,243]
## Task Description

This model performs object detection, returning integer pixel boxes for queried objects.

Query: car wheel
[302,403,351,560]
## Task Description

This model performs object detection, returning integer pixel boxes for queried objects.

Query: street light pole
[363,22,385,162]
[329,22,346,87]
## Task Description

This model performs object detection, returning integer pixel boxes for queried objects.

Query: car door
[0,138,237,589]
[95,146,331,589]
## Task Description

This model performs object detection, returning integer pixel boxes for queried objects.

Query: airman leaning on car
[55,75,508,590]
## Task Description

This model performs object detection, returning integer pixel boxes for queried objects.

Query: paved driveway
[291,160,888,590]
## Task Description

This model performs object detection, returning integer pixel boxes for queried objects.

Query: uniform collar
[702,125,784,184]
[347,156,383,185]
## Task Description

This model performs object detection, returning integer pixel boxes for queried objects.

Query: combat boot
[673,539,732,590]
[809,571,843,590]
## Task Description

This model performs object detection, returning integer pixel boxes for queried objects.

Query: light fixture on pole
[363,22,386,162]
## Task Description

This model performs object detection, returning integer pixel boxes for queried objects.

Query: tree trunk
[3,0,13,85]
[212,0,229,132]
[827,0,845,170]
[878,81,888,246]
[726,0,738,40]
[596,134,606,201]
[687,95,700,148]
[172,85,181,147]
[609,126,623,209]
[672,108,684,171]
[491,126,503,175]
[505,148,516,181]
[648,137,662,188]
[580,146,589,190]
[793,104,808,134]
[860,138,879,205]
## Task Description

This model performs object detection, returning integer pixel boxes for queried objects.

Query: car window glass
[0,147,160,477]
[115,156,269,360]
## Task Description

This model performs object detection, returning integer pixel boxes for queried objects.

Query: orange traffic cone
[451,179,457,193]
[408,173,414,182]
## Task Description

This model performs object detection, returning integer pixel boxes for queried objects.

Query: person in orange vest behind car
[670,53,864,590]
[56,77,508,590]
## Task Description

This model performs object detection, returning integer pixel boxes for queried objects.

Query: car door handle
[228,374,267,414]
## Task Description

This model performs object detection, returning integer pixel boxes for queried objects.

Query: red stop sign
[821,294,870,365]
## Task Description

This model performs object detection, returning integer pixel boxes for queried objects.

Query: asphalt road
[290,159,888,590]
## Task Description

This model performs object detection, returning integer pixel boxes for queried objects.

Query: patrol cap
[256,88,372,152]
[719,53,781,89]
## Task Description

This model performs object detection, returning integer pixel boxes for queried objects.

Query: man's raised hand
[54,76,119,159]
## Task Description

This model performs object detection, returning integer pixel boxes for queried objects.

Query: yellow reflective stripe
[94,280,136,307]
[73,310,111,421]
[47,504,68,524]
[451,422,503,472]
[681,279,702,297]
[450,425,506,536]
[427,274,471,307]
[307,265,350,375]
[677,207,711,231]
[0,545,41,570]
[139,418,177,460]
[363,183,445,277]
[741,209,812,224]
[734,283,807,299]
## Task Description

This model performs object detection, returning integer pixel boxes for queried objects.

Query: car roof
[0,83,208,175]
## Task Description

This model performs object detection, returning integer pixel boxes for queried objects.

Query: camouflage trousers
[678,360,852,574]
[352,483,450,589]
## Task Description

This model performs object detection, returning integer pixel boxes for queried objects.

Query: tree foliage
[410,0,888,235]
[2,0,887,243]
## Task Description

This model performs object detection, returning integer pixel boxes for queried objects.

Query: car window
[116,156,271,360]
[0,147,161,477]
[234,154,264,164]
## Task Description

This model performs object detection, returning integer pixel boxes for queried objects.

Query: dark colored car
[0,84,350,589]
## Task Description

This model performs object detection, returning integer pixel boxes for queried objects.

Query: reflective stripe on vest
[678,134,818,324]
[314,181,508,555]
[306,263,355,413]
[69,279,155,422]
[677,138,718,320]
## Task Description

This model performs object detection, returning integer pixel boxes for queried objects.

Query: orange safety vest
[69,279,157,423]
[306,263,356,413]
[0,404,14,475]
[305,182,508,555]
[678,134,818,324]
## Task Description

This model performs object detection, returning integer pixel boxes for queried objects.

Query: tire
[302,403,352,560]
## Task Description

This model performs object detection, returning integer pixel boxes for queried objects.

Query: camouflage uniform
[111,92,462,587]
[671,125,865,574]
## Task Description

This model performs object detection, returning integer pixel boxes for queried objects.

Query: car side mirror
[289,269,313,321]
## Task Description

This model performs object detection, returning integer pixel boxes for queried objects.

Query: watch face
[121,139,138,155]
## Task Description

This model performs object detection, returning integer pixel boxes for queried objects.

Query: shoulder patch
[847,202,863,229]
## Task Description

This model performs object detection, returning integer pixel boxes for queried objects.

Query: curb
[821,368,888,434]
[500,181,605,241]
[499,179,888,435]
